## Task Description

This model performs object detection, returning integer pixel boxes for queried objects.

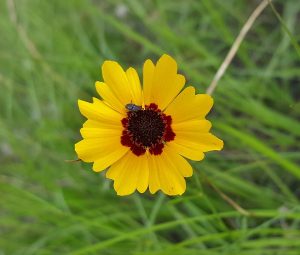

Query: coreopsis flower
[75,54,223,196]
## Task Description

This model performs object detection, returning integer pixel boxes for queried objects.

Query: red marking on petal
[146,103,158,110]
[131,144,146,156]
[164,128,175,141]
[149,142,164,155]
[163,114,172,125]
[121,133,132,147]
[121,118,128,127]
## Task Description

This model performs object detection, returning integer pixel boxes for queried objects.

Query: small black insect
[125,103,142,112]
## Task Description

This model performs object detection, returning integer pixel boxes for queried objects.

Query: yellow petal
[83,119,121,129]
[113,155,140,196]
[80,127,121,139]
[126,67,143,106]
[164,86,195,120]
[164,145,193,177]
[171,119,222,155]
[143,59,155,106]
[75,137,128,164]
[136,155,149,193]
[93,146,129,172]
[167,141,205,161]
[95,81,126,114]
[102,61,131,103]
[156,152,186,195]
[167,131,223,161]
[148,154,161,194]
[102,61,142,107]
[172,119,212,133]
[78,98,123,125]
[143,54,185,110]
[162,74,185,110]
[195,94,214,117]
[82,119,102,128]
[106,152,149,196]
[164,87,213,123]
[106,155,127,180]
[175,133,224,152]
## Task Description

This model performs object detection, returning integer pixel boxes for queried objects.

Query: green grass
[1,0,300,254]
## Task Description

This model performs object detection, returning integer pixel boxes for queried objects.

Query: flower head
[75,54,223,196]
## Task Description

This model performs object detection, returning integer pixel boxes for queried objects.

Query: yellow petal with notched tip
[167,141,205,161]
[75,137,127,163]
[163,145,193,177]
[155,152,186,195]
[95,81,126,114]
[92,147,129,172]
[143,54,185,110]
[172,119,212,133]
[165,87,213,123]
[102,61,140,107]
[106,152,149,196]
[148,154,161,194]
[136,157,149,193]
[78,98,123,125]
[175,133,223,152]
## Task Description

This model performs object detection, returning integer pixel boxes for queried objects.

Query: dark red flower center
[121,103,175,156]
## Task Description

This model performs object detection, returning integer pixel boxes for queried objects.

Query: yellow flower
[75,54,223,196]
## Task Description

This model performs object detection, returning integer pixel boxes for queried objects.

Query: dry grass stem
[206,0,271,95]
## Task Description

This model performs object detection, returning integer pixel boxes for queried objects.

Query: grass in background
[0,0,300,254]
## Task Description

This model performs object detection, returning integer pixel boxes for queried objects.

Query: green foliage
[0,0,300,254]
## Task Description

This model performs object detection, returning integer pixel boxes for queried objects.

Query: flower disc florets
[121,103,175,156]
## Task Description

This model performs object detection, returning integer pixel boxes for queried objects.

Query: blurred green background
[1,0,300,254]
